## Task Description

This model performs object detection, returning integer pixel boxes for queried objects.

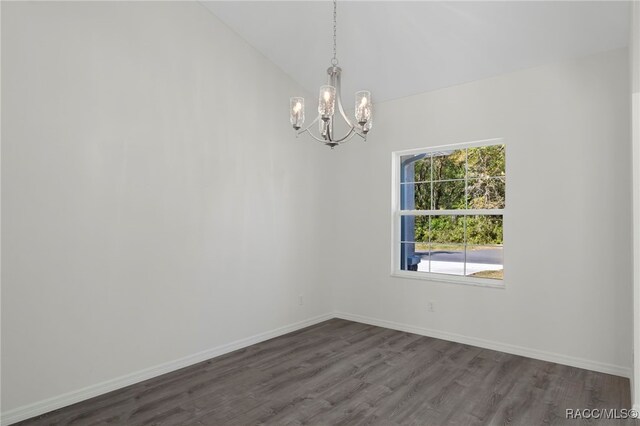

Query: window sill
[390,270,505,289]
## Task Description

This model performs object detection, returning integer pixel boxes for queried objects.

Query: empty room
[2,1,640,425]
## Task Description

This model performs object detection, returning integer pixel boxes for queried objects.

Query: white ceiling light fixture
[289,0,372,149]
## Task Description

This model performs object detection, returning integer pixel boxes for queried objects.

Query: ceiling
[202,1,630,103]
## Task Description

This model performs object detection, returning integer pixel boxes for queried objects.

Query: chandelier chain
[331,0,338,66]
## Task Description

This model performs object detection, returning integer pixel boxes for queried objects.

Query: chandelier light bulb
[355,91,371,126]
[290,97,305,130]
[318,85,336,121]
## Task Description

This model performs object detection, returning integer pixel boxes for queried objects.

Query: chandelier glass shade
[289,0,372,148]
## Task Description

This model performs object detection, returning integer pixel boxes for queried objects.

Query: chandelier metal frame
[289,0,372,148]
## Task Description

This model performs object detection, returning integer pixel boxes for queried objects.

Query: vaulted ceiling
[203,1,630,103]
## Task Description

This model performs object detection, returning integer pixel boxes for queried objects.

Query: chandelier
[289,0,373,148]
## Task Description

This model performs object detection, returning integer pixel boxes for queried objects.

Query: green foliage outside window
[407,145,505,247]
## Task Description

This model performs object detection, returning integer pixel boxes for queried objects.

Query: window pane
[400,154,431,183]
[400,182,431,210]
[467,145,505,178]
[430,215,465,244]
[466,215,503,245]
[433,180,465,210]
[467,177,505,209]
[400,215,429,242]
[465,245,503,279]
[413,156,431,182]
[395,144,506,283]
[432,149,466,180]
[428,243,465,276]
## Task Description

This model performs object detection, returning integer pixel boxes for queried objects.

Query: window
[391,140,505,286]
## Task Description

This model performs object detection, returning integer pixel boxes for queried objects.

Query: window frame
[391,138,506,288]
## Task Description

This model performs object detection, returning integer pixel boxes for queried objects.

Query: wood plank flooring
[16,319,634,425]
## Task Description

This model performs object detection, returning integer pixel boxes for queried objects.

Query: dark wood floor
[17,319,633,425]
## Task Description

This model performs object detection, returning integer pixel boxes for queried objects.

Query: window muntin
[394,142,505,285]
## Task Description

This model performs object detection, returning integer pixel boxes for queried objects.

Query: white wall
[329,48,633,375]
[1,1,332,417]
[633,1,639,95]
[631,0,640,410]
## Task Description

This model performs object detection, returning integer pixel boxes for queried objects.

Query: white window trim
[390,138,505,288]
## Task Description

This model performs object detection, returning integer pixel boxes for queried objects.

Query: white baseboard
[334,312,632,379]
[0,313,334,426]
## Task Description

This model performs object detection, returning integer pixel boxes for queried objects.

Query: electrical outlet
[298,295,304,306]
[427,301,435,312]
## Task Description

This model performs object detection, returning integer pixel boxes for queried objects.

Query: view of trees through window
[398,144,505,280]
